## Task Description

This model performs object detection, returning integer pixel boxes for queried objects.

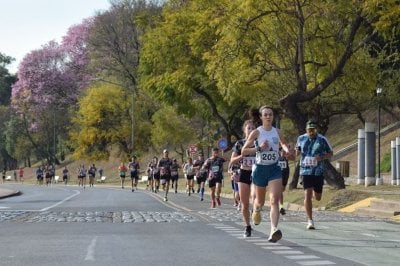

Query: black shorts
[208,176,223,188]
[153,173,160,180]
[238,169,252,185]
[171,174,178,181]
[281,167,290,187]
[130,172,138,179]
[186,174,195,180]
[302,175,324,193]
[196,173,207,184]
[160,174,171,182]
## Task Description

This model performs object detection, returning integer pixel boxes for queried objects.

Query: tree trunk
[323,161,346,189]
[289,161,345,190]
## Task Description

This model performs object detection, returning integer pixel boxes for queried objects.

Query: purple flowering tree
[11,20,93,163]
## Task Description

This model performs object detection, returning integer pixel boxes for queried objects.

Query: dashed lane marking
[297,261,336,265]
[212,223,336,265]
[286,255,320,260]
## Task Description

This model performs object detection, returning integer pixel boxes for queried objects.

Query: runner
[242,106,294,242]
[146,157,157,191]
[129,156,140,192]
[230,119,256,237]
[202,147,226,208]
[170,159,180,193]
[19,167,24,184]
[118,162,128,189]
[183,157,195,196]
[193,153,207,201]
[62,166,69,185]
[35,166,43,185]
[295,119,333,230]
[88,164,96,187]
[1,167,5,184]
[157,149,173,201]
[78,165,87,188]
[152,157,160,193]
[278,147,290,215]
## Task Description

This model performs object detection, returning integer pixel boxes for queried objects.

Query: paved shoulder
[0,187,21,199]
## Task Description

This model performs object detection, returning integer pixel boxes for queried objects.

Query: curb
[0,189,22,199]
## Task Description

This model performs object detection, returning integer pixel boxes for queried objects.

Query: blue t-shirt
[296,133,332,176]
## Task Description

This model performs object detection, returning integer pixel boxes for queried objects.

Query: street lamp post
[376,87,382,184]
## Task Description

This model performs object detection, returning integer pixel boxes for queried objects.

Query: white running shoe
[307,220,315,230]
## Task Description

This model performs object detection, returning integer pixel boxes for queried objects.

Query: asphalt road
[0,183,399,266]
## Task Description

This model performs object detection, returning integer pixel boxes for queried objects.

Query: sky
[0,0,111,74]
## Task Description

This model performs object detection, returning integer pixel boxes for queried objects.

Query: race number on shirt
[256,151,279,165]
[241,157,256,167]
[302,156,318,167]
[278,161,287,169]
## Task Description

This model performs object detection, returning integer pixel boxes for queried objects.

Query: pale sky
[0,0,111,74]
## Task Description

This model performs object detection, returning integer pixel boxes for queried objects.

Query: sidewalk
[0,187,20,199]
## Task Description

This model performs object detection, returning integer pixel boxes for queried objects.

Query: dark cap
[306,120,318,129]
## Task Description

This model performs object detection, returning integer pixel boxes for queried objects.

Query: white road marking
[273,250,304,255]
[262,246,292,250]
[362,233,377,237]
[286,255,320,260]
[297,260,336,265]
[254,242,280,246]
[0,206,10,209]
[40,190,81,211]
[84,236,98,261]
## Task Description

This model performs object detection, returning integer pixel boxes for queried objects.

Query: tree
[205,0,386,134]
[70,83,131,160]
[0,52,16,105]
[87,0,163,153]
[140,0,248,150]
[150,105,198,160]
[11,19,93,164]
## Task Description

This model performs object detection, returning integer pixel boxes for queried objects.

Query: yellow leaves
[70,83,131,160]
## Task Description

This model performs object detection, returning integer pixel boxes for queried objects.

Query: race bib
[241,157,256,167]
[278,161,287,169]
[256,151,279,165]
[171,171,178,176]
[211,165,220,173]
[302,156,318,167]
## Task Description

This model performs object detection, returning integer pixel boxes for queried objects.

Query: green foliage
[380,151,392,173]
[70,83,131,160]
[150,105,197,150]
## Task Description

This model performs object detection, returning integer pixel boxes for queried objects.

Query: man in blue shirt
[296,120,333,230]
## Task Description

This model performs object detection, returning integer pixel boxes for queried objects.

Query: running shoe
[200,197,204,201]
[132,188,134,192]
[164,196,168,202]
[307,220,315,230]
[192,188,195,193]
[233,200,238,207]
[279,207,286,215]
[216,197,221,206]
[268,229,282,243]
[252,209,262,225]
[197,188,200,193]
[175,190,178,193]
[244,225,252,238]
[211,201,216,208]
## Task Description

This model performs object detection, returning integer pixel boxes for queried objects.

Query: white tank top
[256,126,280,165]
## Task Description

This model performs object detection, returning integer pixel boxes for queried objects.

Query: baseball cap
[306,120,317,129]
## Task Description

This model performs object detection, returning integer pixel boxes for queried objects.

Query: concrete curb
[0,188,21,199]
